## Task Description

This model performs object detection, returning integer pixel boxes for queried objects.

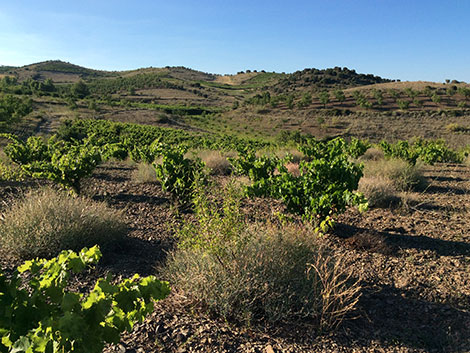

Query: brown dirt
[1,162,469,352]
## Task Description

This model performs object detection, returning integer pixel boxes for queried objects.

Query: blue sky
[0,1,469,82]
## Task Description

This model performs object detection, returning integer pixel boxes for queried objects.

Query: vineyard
[0,62,470,352]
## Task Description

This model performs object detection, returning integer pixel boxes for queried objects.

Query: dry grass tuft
[358,176,400,208]
[358,147,385,161]
[362,158,425,191]
[0,187,127,259]
[164,220,361,330]
[307,254,362,330]
[195,150,233,175]
[359,158,426,209]
[285,162,301,177]
[131,163,157,183]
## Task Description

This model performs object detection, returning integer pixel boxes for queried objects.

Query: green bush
[1,134,102,194]
[318,91,330,108]
[373,89,384,105]
[0,246,170,353]
[380,140,419,165]
[154,145,205,205]
[379,139,463,165]
[397,99,410,110]
[334,90,346,105]
[0,161,23,181]
[0,188,127,259]
[413,139,463,164]
[431,93,441,104]
[347,138,371,159]
[0,94,32,130]
[230,138,366,224]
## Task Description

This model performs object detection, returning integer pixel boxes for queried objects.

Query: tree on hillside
[286,94,294,109]
[397,99,410,110]
[405,88,418,99]
[446,86,457,96]
[297,92,312,108]
[388,89,400,99]
[334,89,346,106]
[373,89,384,106]
[42,78,56,92]
[71,80,90,98]
[458,87,470,101]
[318,91,330,108]
[431,93,441,104]
[423,86,434,97]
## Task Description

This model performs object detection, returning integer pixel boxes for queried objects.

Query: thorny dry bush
[163,182,361,330]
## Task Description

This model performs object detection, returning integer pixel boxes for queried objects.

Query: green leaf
[61,293,81,311]
[10,336,31,353]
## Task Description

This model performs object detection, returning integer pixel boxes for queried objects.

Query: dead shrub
[285,162,300,177]
[163,186,361,329]
[358,147,384,161]
[363,158,425,191]
[358,176,400,208]
[307,255,362,330]
[194,150,233,175]
[0,187,127,259]
[344,232,393,255]
[131,162,157,183]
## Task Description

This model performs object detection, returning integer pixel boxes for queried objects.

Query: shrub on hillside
[154,145,205,205]
[0,188,127,259]
[230,138,367,224]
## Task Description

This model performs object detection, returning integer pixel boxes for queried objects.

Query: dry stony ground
[0,162,469,353]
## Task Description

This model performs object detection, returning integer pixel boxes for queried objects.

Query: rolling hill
[1,60,470,146]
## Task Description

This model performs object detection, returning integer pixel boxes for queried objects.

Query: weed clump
[0,187,127,259]
[359,158,426,209]
[358,176,400,208]
[194,150,233,176]
[163,182,361,329]
[131,162,157,183]
[362,158,425,191]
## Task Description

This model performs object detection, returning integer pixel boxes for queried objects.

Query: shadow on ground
[334,222,470,257]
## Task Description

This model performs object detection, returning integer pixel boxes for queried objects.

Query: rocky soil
[1,162,469,352]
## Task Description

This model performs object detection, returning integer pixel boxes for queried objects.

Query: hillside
[273,66,394,92]
[1,60,470,147]
[2,60,114,83]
